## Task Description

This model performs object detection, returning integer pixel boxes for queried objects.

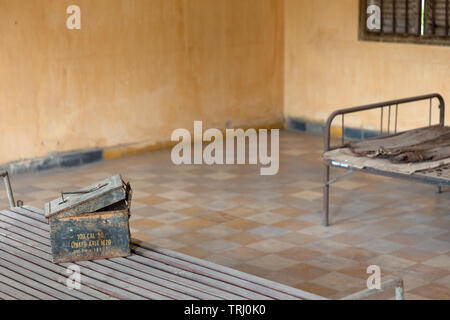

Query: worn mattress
[346,125,450,163]
[324,126,450,175]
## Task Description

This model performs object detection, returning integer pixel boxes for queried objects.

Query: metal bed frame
[323,93,448,227]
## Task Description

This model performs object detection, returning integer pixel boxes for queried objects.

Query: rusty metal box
[45,174,132,263]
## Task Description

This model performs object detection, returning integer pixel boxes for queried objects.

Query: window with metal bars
[359,0,450,46]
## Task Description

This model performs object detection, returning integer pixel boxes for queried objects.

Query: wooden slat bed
[0,204,405,300]
[0,205,328,300]
[0,170,406,301]
[322,93,449,227]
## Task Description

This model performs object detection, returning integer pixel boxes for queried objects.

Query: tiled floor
[7,131,450,300]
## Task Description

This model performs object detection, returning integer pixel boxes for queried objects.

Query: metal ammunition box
[45,174,132,263]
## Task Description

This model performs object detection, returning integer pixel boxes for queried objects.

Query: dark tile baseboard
[286,117,381,141]
[0,149,103,175]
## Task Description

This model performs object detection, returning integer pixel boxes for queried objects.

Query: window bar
[393,0,397,33]
[429,98,433,126]
[388,105,391,134]
[380,107,384,136]
[446,0,449,36]
[406,0,410,34]
[395,104,399,133]
[381,0,384,32]
[419,0,424,35]
[432,0,436,35]
[342,114,345,145]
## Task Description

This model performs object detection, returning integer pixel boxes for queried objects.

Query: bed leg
[437,186,442,194]
[323,164,330,227]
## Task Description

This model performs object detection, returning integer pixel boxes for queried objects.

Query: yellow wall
[0,0,284,164]
[285,0,450,132]
[2,0,449,166]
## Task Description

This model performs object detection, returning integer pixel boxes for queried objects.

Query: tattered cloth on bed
[324,126,450,175]
[324,148,450,175]
[346,125,450,163]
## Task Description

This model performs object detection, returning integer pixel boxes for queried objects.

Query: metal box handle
[59,183,108,204]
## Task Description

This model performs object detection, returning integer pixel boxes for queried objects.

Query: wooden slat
[132,246,288,300]
[0,255,97,300]
[0,273,55,300]
[1,215,241,299]
[0,229,169,300]
[0,228,112,301]
[0,219,49,246]
[0,210,49,231]
[95,259,217,300]
[12,213,240,299]
[12,206,47,223]
[0,218,249,300]
[0,218,186,300]
[0,290,15,300]
[1,212,254,300]
[0,237,136,300]
[4,208,264,299]
[109,256,245,300]
[134,250,276,300]
[0,207,327,300]
[135,241,327,300]
[23,205,45,215]
[72,261,189,300]
[123,254,251,300]
[0,264,74,300]
[0,213,49,237]
[0,223,50,251]
[0,215,191,300]
[0,278,37,300]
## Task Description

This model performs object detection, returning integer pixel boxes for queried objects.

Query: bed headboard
[324,93,446,152]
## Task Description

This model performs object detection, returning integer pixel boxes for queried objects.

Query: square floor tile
[248,225,291,238]
[290,190,323,201]
[247,254,298,271]
[197,225,240,238]
[247,212,288,225]
[356,239,405,254]
[312,272,364,292]
[247,239,296,253]
[422,255,450,271]
[196,240,240,253]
